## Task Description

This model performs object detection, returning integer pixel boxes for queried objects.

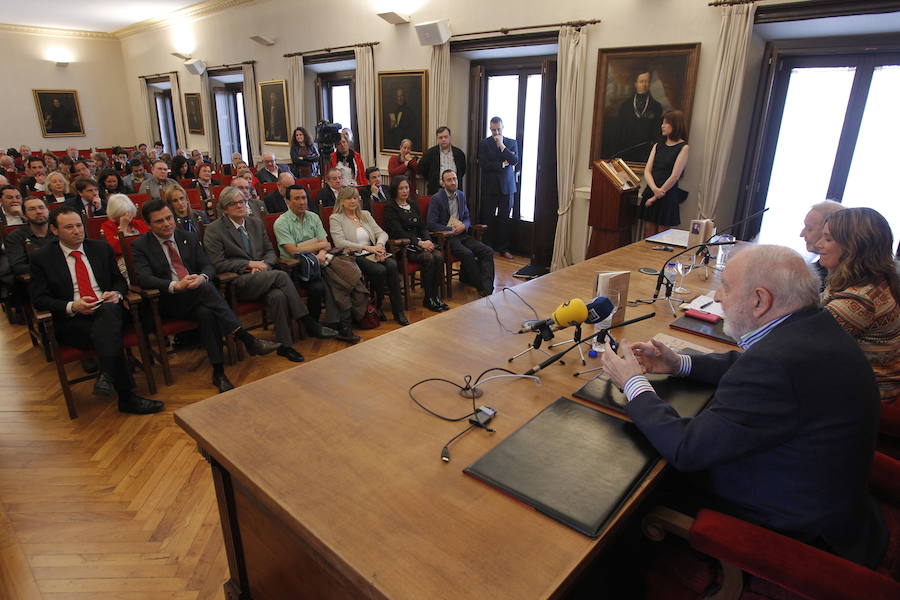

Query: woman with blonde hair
[330,186,408,326]
[163,184,207,234]
[817,206,900,402]
[100,193,149,278]
[45,171,73,204]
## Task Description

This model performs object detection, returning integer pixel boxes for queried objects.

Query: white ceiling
[4,0,209,33]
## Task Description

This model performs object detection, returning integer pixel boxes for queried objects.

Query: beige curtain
[354,45,375,167]
[550,26,588,271]
[199,70,219,163]
[288,55,305,131]
[428,42,450,139]
[138,77,158,145]
[167,72,186,152]
[697,3,756,221]
[242,62,262,164]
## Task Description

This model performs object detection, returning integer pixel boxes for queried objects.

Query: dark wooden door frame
[733,33,900,240]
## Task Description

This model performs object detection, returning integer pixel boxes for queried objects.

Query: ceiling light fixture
[377,11,410,25]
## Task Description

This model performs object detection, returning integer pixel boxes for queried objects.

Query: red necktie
[70,250,96,302]
[164,240,190,280]
[85,201,93,219]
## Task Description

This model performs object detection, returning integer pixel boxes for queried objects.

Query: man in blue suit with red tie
[478,117,518,259]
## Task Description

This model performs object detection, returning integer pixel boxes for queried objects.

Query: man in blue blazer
[478,117,518,258]
[427,170,494,297]
[602,245,887,568]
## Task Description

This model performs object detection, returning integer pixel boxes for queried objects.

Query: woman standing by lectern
[639,110,689,238]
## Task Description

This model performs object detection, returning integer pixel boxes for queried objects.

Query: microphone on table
[524,312,656,376]
[517,298,590,334]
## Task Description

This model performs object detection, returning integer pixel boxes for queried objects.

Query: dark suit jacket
[29,239,127,320]
[426,189,471,233]
[316,186,339,210]
[131,229,215,293]
[255,166,289,184]
[263,189,288,214]
[625,307,886,567]
[65,195,108,217]
[359,186,388,212]
[5,227,56,275]
[202,216,276,274]
[418,145,467,195]
[478,136,518,195]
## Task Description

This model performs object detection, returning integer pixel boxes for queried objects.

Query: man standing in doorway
[418,126,467,196]
[478,117,518,259]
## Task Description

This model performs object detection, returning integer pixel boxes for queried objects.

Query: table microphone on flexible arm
[694,207,771,270]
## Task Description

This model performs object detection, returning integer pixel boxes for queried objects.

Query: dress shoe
[212,373,235,393]
[93,373,117,397]
[437,299,450,311]
[501,251,514,259]
[423,297,442,312]
[336,328,361,344]
[312,324,339,339]
[277,346,305,362]
[394,312,410,326]
[81,357,99,374]
[245,337,280,356]
[118,395,164,415]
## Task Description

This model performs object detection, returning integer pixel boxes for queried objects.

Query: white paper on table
[680,294,725,318]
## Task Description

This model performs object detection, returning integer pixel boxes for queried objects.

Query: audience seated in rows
[6,196,57,276]
[203,186,339,363]
[263,172,294,214]
[132,199,280,393]
[188,162,220,221]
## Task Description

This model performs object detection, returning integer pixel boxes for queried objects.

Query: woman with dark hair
[42,153,58,173]
[290,127,319,178]
[639,109,689,238]
[327,137,366,186]
[817,207,900,402]
[190,162,221,220]
[57,155,74,181]
[97,169,126,200]
[171,155,191,181]
[388,138,418,193]
[384,176,447,312]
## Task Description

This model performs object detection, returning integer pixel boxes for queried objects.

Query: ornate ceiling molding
[0,0,257,41]
[112,0,257,38]
[0,23,117,40]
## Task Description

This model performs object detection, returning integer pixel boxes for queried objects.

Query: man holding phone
[29,206,163,414]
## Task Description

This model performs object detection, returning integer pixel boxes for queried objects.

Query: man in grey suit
[203,187,338,363]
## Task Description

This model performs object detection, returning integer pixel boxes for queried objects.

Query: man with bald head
[602,244,886,568]
[263,171,295,214]
[256,152,287,184]
[800,199,844,287]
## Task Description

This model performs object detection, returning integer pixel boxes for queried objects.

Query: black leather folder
[669,314,737,346]
[574,373,715,418]
[463,397,659,538]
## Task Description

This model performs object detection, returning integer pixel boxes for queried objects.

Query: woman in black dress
[384,176,448,312]
[640,110,689,238]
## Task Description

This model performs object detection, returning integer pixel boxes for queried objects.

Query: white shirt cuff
[623,375,655,403]
[676,354,692,377]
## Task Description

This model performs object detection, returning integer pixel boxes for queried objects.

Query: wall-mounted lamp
[250,35,276,46]
[377,11,410,24]
[46,47,74,66]
[56,61,69,68]
[170,52,191,61]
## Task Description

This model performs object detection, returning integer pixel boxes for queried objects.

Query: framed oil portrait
[589,43,700,166]
[258,80,289,145]
[33,89,84,137]
[377,70,428,155]
[184,93,204,135]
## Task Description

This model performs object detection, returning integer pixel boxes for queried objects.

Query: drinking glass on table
[674,255,694,295]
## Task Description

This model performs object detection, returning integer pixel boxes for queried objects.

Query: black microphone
[524,312,656,376]
[610,140,653,161]
[702,206,771,245]
[652,241,737,301]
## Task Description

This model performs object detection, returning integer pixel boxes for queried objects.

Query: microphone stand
[547,323,587,366]
[694,207,771,279]
[523,313,655,377]
[508,323,564,365]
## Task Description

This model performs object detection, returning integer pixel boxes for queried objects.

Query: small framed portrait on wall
[33,89,85,137]
[258,80,290,145]
[185,93,204,135]
[377,70,428,155]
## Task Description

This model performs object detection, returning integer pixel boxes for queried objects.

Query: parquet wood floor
[0,255,528,600]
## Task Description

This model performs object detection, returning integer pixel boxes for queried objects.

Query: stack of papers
[680,295,724,318]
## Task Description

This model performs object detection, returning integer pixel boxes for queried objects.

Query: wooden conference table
[175,241,734,600]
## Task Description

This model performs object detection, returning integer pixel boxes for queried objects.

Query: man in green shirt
[274,185,359,343]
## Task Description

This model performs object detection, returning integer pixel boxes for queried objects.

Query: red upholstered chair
[179,179,193,189]
[185,187,202,210]
[119,233,237,385]
[320,206,333,242]
[641,451,900,600]
[261,182,278,197]
[85,216,107,241]
[51,150,67,158]
[218,175,233,188]
[78,149,92,158]
[128,193,150,213]
[878,399,900,459]
[34,290,156,419]
[297,177,321,199]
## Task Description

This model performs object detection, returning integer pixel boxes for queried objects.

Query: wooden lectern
[586,160,640,259]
